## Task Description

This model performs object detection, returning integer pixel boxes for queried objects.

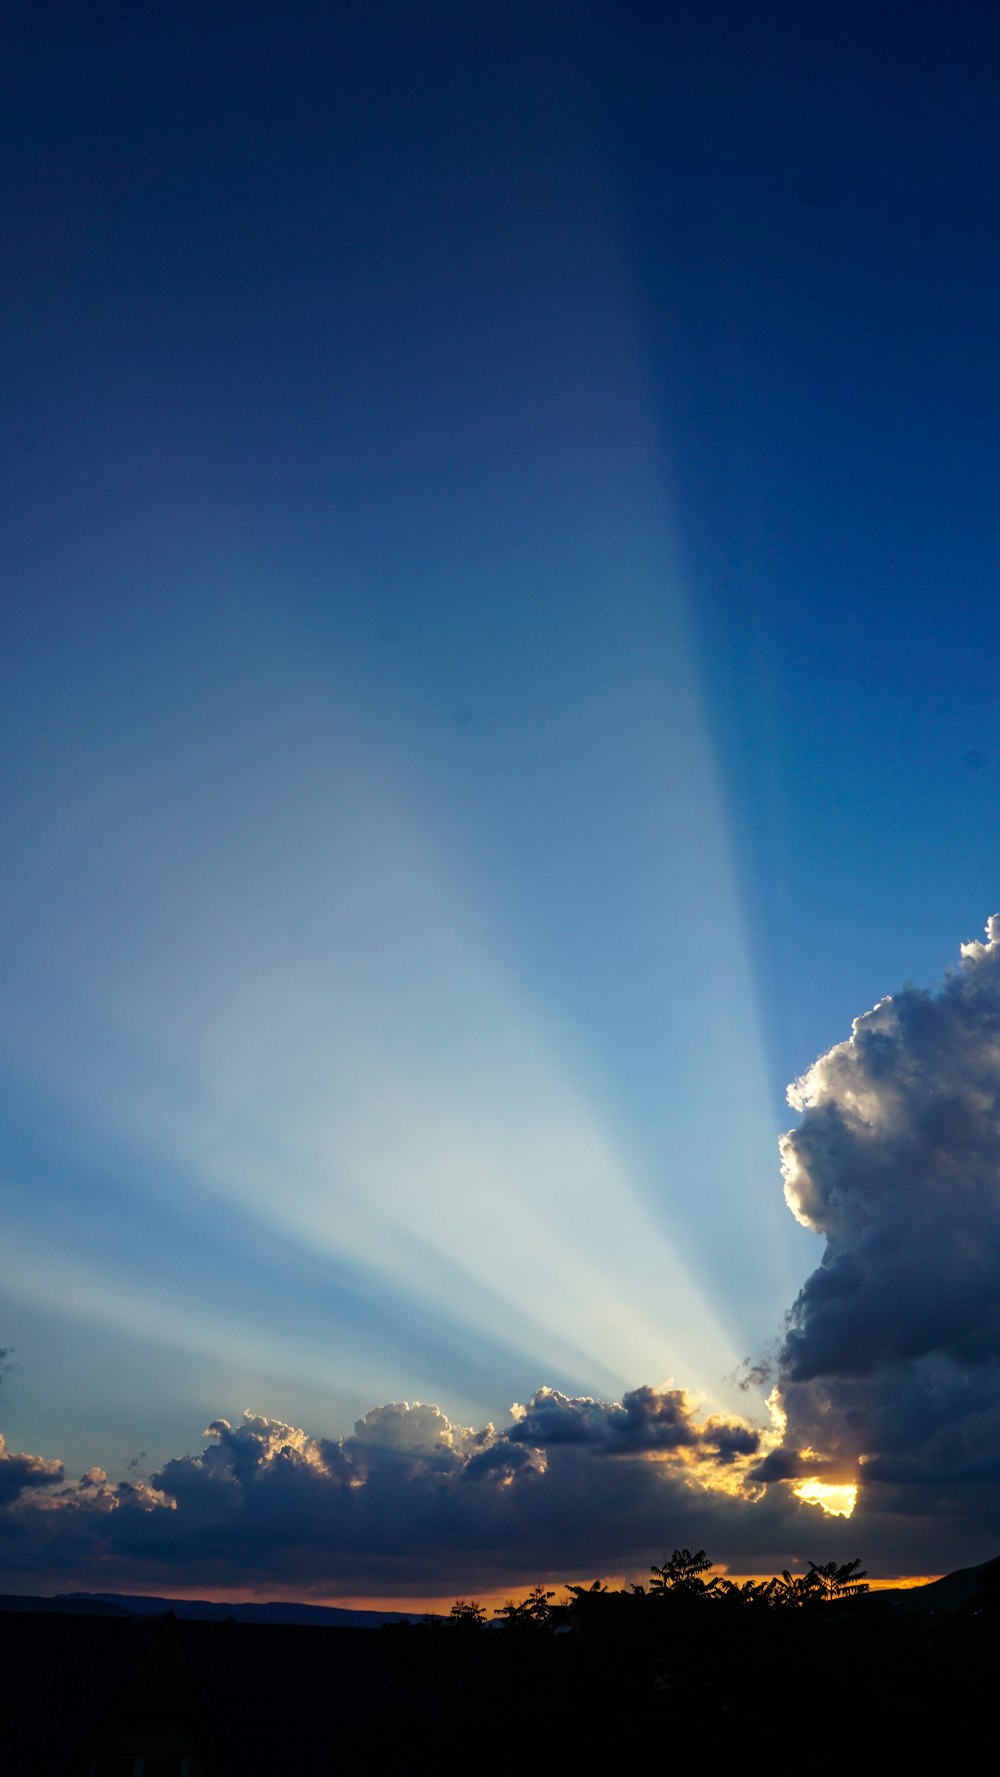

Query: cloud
[7,918,1000,1593]
[0,1433,62,1507]
[770,916,1000,1517]
[0,1393,812,1597]
[508,1385,760,1463]
[346,1401,487,1470]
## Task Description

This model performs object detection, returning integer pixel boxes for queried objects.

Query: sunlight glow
[792,1479,858,1518]
[0,620,788,1432]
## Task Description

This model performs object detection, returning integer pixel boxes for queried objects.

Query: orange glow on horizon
[78,1577,624,1616]
[306,1577,630,1616]
[68,1566,943,1614]
[865,1575,941,1592]
[713,1572,939,1590]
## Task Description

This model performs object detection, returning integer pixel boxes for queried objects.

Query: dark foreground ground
[1,1570,997,1774]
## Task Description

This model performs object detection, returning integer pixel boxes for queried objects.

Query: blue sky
[4,3,1000,1593]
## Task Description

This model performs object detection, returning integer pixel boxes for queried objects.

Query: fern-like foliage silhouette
[649,1548,719,1598]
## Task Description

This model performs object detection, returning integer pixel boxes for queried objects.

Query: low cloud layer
[6,919,1000,1594]
[0,1389,836,1598]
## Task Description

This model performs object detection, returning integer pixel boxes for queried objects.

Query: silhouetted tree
[766,1559,868,1606]
[649,1548,718,1598]
[805,1558,869,1603]
[715,1576,782,1606]
[772,1568,816,1607]
[494,1585,554,1631]
[565,1579,608,1601]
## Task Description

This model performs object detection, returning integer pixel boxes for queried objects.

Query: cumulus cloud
[7,917,1000,1591]
[0,1432,62,1507]
[0,1392,811,1597]
[508,1385,760,1463]
[30,1466,172,1517]
[346,1401,490,1472]
[768,916,1000,1530]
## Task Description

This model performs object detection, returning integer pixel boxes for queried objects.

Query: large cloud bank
[6,919,1000,1594]
[763,917,1000,1553]
[1,1390,810,1598]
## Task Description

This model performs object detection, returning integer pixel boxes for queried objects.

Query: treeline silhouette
[378,1547,996,1770]
[500,1547,868,1617]
[438,1547,870,1631]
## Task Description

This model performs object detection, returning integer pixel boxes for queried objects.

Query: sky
[4,1,1000,1602]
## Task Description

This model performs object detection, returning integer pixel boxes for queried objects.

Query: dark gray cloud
[0,1433,62,1508]
[508,1385,759,1462]
[772,916,1000,1513]
[0,1394,810,1597]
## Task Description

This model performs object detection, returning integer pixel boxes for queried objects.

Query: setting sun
[792,1480,858,1518]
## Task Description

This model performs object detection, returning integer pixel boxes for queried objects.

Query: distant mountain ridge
[871,1554,1000,1613]
[0,1591,428,1627]
[3,1558,1000,1627]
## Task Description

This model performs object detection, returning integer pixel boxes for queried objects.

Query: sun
[792,1479,858,1518]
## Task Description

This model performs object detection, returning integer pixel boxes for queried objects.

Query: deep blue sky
[3,3,1000,1590]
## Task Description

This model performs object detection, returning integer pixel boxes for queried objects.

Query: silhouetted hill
[871,1553,1000,1613]
[54,1590,428,1627]
[0,1593,135,1617]
[9,1553,1000,1629]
